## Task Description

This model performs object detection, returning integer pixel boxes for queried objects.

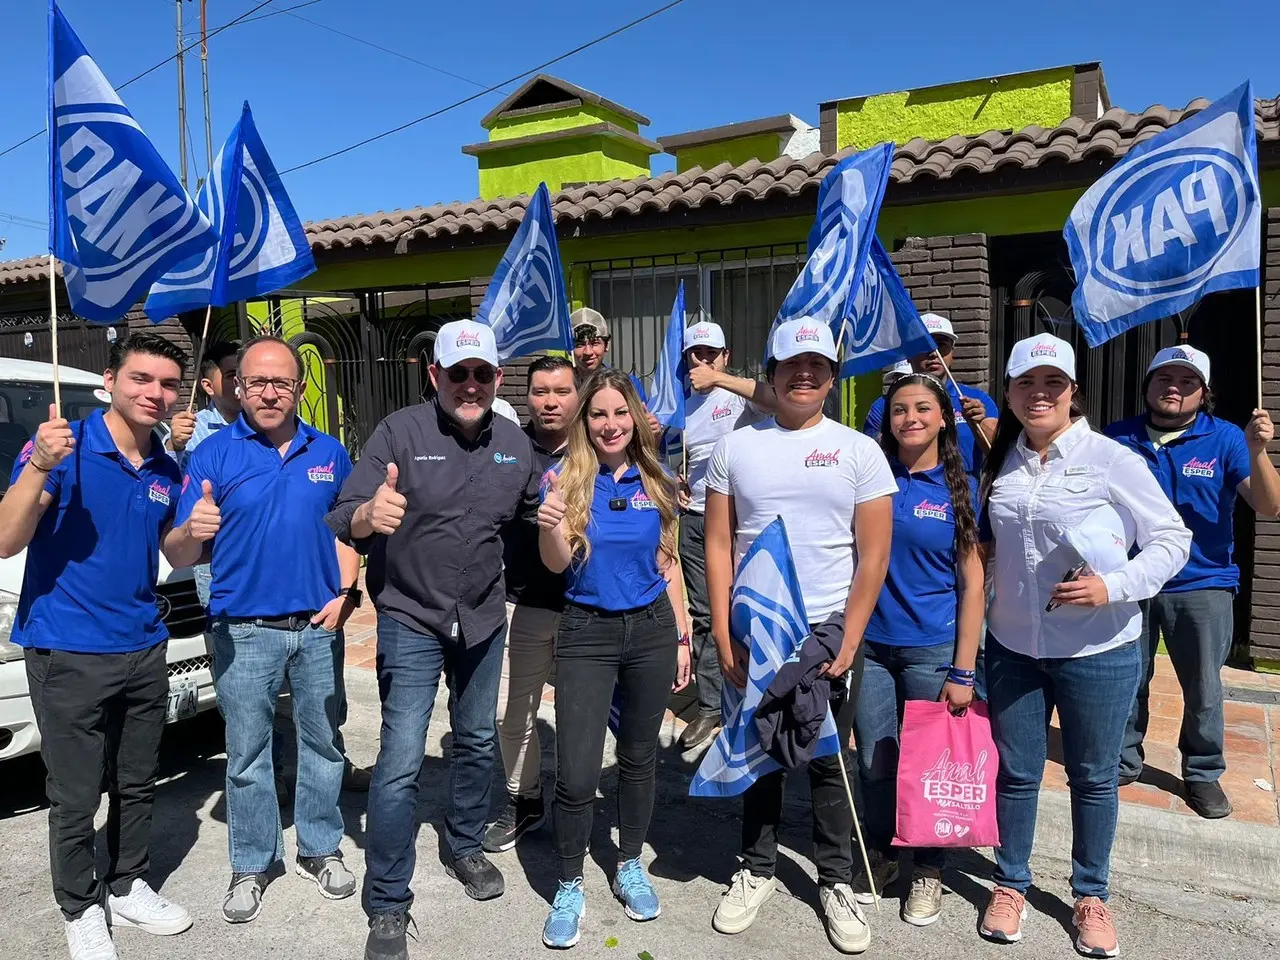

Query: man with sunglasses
[327,321,541,960]
[165,336,362,924]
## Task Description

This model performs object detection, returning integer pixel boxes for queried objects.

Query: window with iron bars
[574,245,807,382]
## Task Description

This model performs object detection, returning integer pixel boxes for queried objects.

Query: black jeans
[553,595,678,881]
[741,640,863,887]
[25,642,168,919]
[679,511,721,717]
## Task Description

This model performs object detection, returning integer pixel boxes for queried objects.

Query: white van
[0,359,217,761]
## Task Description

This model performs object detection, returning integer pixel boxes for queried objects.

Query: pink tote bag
[892,700,1000,849]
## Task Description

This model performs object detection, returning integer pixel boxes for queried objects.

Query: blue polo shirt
[865,462,978,647]
[1104,411,1249,592]
[9,410,181,654]
[546,463,667,611]
[177,415,353,618]
[861,382,997,478]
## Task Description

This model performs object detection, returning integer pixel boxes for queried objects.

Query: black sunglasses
[445,365,496,385]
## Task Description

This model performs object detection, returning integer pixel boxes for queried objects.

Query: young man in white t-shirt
[676,319,774,749]
[703,318,896,955]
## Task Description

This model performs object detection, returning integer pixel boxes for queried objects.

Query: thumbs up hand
[537,471,567,530]
[368,462,407,535]
[30,403,75,472]
[188,479,221,542]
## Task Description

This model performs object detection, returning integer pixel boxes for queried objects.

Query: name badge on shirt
[1064,466,1090,476]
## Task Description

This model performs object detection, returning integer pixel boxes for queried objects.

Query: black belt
[223,613,316,631]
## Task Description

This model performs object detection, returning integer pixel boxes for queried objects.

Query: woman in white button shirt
[976,333,1190,958]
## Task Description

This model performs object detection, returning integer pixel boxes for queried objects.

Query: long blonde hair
[558,368,678,566]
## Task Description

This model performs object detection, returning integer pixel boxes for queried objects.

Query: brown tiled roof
[5,94,1278,286]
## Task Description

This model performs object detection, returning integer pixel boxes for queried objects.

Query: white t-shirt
[704,416,897,621]
[683,387,762,513]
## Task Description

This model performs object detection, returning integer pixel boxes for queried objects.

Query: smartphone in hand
[1046,561,1091,613]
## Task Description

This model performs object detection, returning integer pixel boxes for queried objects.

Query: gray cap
[570,307,609,338]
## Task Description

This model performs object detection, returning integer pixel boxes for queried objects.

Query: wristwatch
[342,585,364,608]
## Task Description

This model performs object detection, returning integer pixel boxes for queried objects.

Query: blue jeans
[1120,590,1234,783]
[363,614,506,917]
[986,636,1140,901]
[853,639,953,871]
[211,620,346,873]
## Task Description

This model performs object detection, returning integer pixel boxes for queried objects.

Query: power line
[0,212,46,231]
[0,0,284,162]
[279,0,687,176]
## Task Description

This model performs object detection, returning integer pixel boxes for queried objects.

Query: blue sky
[2,0,1278,260]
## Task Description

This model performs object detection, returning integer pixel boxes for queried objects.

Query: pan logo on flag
[846,255,887,352]
[1089,148,1251,297]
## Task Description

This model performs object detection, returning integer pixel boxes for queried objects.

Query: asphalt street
[3,667,1277,960]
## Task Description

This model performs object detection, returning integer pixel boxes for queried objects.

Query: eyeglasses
[445,365,496,385]
[239,376,300,396]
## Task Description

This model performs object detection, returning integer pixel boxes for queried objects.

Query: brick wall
[1252,207,1280,663]
[890,233,993,392]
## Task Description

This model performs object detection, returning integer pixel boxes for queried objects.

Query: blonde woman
[536,369,692,949]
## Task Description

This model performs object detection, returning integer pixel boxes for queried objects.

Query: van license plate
[166,679,198,724]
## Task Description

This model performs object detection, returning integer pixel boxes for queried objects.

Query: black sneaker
[446,851,505,901]
[1186,780,1233,819]
[483,794,546,853]
[365,909,416,960]
[679,714,720,749]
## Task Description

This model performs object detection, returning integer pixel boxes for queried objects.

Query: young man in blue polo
[860,313,997,477]
[0,333,194,960]
[166,336,362,922]
[1105,345,1280,818]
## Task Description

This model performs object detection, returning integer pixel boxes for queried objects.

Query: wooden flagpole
[48,253,62,417]
[186,304,215,412]
[1257,285,1264,411]
[937,354,992,452]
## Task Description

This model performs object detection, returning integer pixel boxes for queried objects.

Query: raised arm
[0,407,72,559]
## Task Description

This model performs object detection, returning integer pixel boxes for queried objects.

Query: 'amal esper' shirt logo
[913,499,950,521]
[307,460,336,483]
[148,480,172,506]
[804,448,840,468]
[630,489,658,510]
[1183,456,1217,478]
[710,403,734,421]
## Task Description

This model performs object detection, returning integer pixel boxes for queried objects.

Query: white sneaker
[65,904,118,960]
[819,883,872,954]
[106,879,193,936]
[712,868,778,934]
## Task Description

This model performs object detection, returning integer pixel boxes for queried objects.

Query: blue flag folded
[690,517,840,798]
[838,236,936,379]
[145,102,315,321]
[649,280,687,434]
[1064,82,1261,347]
[48,1,214,323]
[770,143,894,345]
[476,182,573,363]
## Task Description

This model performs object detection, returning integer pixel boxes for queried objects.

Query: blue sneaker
[612,858,661,921]
[542,879,585,949]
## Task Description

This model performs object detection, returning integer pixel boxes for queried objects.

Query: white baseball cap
[769,318,838,364]
[435,320,499,369]
[1006,332,1076,380]
[886,359,913,376]
[570,307,609,338]
[1147,345,1210,386]
[685,320,726,351]
[921,313,957,341]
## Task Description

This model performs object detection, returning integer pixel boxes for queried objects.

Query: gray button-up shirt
[326,400,539,646]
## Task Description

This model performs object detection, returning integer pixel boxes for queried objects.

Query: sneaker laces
[71,908,111,950]
[988,886,1024,921]
[824,883,862,921]
[491,799,519,831]
[372,910,418,943]
[550,879,585,917]
[614,859,654,901]
[1076,897,1112,932]
[126,880,173,912]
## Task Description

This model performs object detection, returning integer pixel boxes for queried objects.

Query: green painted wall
[674,132,782,173]
[477,134,651,199]
[835,67,1075,148]
[488,103,639,140]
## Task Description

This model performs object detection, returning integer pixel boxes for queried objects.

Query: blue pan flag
[145,102,315,320]
[1064,82,1261,347]
[770,143,894,344]
[49,1,214,322]
[838,236,936,379]
[690,517,840,798]
[476,182,573,363]
[649,280,687,431]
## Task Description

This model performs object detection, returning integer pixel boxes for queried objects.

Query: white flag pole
[186,304,215,412]
[48,254,62,417]
[837,748,880,913]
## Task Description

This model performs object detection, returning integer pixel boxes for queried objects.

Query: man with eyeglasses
[165,336,362,924]
[327,321,541,960]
